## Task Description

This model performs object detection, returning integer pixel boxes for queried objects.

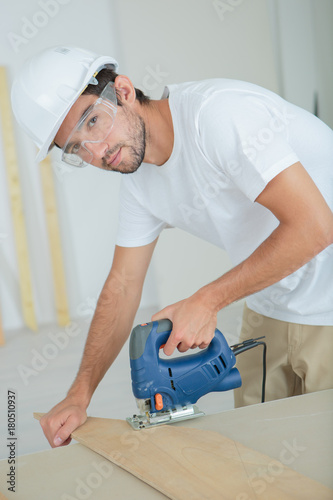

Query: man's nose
[85,141,108,158]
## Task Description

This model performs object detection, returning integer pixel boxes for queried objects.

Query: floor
[0,300,244,458]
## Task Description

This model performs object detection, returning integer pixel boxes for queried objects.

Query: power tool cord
[231,336,267,403]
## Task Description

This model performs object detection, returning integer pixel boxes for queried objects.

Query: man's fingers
[164,329,195,355]
[152,311,176,354]
[163,339,178,356]
[40,406,87,448]
[59,436,72,447]
[163,327,184,355]
[52,414,85,447]
[177,342,191,353]
[199,342,210,349]
[152,303,216,356]
[151,308,169,322]
[179,341,209,351]
[163,331,211,355]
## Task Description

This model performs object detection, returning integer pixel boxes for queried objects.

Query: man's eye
[88,116,97,128]
[72,143,81,154]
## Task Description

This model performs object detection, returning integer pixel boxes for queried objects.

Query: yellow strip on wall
[39,155,70,326]
[0,67,37,331]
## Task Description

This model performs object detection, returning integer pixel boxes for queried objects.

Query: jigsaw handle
[130,319,173,360]
[130,318,228,360]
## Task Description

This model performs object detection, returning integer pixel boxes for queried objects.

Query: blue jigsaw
[126,318,242,430]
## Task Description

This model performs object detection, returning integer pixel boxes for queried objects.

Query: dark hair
[82,67,150,106]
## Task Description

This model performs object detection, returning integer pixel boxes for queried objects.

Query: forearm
[200,220,332,313]
[67,274,141,407]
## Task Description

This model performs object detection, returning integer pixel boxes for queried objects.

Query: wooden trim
[39,155,70,326]
[0,67,37,331]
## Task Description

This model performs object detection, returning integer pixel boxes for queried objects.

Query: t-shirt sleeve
[198,91,300,201]
[115,178,167,247]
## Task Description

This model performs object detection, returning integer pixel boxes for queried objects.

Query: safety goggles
[62,82,117,167]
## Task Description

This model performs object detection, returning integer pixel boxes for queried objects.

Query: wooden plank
[39,155,70,326]
[34,413,333,500]
[0,67,37,331]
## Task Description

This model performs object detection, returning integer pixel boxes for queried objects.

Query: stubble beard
[102,110,146,174]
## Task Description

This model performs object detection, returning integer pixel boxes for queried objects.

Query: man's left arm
[152,162,333,355]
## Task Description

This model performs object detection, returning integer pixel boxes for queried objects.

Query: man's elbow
[297,210,333,259]
[316,214,333,253]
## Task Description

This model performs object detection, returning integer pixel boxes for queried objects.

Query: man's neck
[139,98,174,166]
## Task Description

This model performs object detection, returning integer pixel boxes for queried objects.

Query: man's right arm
[40,239,158,447]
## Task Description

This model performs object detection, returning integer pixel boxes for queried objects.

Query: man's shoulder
[165,78,275,99]
[165,79,284,123]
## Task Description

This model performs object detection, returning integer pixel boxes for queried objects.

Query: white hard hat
[11,46,119,162]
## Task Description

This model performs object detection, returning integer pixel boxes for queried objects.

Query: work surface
[0,390,332,499]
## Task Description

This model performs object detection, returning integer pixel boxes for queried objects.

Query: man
[11,46,333,448]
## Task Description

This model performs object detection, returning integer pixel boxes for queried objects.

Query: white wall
[312,0,333,129]
[269,0,333,128]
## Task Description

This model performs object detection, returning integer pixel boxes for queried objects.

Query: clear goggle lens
[62,82,117,167]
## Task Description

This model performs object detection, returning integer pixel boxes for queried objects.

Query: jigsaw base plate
[126,404,205,430]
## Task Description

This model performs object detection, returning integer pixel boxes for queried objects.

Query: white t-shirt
[116,79,333,325]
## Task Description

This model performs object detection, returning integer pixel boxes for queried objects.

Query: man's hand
[152,292,217,355]
[39,396,87,447]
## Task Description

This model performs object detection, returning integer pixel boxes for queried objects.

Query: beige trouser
[234,303,333,407]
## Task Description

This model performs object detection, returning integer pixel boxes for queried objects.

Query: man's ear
[114,75,136,105]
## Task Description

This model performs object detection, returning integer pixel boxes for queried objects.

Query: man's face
[55,93,146,173]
